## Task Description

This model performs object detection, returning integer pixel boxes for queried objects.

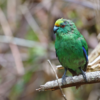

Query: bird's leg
[62,68,67,85]
[79,67,88,82]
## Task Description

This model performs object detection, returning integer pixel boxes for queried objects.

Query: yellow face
[55,18,64,27]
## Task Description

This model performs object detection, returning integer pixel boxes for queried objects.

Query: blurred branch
[7,0,16,31]
[0,35,43,48]
[64,0,99,10]
[36,71,100,91]
[20,4,47,43]
[0,8,24,76]
[47,0,56,33]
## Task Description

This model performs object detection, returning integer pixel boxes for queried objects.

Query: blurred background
[0,0,100,100]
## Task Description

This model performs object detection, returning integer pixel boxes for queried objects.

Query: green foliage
[67,10,77,19]
[26,28,39,41]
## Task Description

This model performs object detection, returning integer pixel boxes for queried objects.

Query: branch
[0,35,44,48]
[36,71,100,91]
[36,42,100,91]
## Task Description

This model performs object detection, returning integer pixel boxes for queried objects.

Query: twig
[36,71,100,91]
[0,8,24,76]
[47,60,67,100]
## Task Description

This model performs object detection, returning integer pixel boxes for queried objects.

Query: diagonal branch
[36,71,100,91]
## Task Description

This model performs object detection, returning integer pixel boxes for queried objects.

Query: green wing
[79,34,88,55]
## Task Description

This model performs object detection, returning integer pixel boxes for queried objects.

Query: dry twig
[47,60,67,100]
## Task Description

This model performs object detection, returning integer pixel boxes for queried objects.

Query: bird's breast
[55,36,86,70]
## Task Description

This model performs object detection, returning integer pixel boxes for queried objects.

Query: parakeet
[53,18,88,84]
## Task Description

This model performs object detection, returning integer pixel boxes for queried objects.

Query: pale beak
[53,26,58,34]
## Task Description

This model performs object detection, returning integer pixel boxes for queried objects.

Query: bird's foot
[79,67,88,82]
[62,74,67,85]
[62,71,67,85]
[82,71,88,82]
[62,68,67,85]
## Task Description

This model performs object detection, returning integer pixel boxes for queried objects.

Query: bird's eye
[61,25,65,28]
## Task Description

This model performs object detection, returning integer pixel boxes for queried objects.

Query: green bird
[53,18,88,84]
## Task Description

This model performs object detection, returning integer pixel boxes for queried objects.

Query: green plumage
[54,19,88,75]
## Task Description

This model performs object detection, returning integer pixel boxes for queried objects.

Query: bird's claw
[62,75,67,85]
[79,67,88,82]
[82,72,88,82]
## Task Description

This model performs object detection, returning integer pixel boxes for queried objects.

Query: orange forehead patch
[55,23,60,27]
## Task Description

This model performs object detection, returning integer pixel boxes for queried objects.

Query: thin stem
[47,60,67,100]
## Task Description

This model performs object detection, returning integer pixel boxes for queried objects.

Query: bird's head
[53,18,76,34]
